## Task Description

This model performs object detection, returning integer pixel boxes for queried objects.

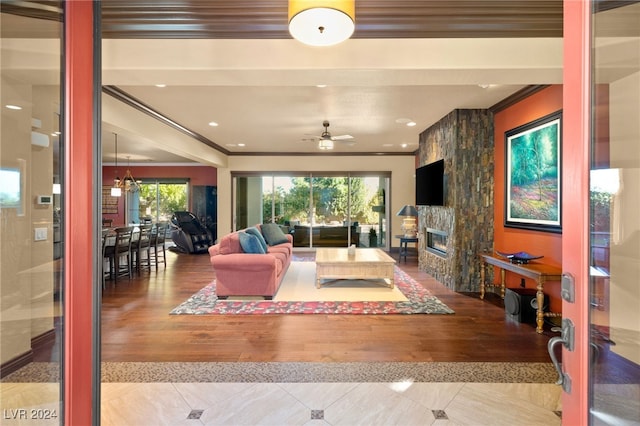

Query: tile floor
[2,381,562,425]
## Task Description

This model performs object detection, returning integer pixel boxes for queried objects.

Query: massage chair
[170,211,213,254]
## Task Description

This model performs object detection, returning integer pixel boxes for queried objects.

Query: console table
[479,253,562,334]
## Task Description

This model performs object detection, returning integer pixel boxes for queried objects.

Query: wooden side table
[396,235,418,262]
[479,253,562,334]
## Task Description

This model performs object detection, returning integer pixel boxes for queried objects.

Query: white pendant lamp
[111,133,122,197]
[288,0,355,47]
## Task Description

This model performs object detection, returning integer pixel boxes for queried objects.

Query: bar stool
[104,226,134,282]
[133,224,153,273]
[150,222,168,269]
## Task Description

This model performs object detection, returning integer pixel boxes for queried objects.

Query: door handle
[548,318,574,393]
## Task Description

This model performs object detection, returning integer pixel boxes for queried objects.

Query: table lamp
[396,205,418,238]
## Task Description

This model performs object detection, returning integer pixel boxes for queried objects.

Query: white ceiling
[5,3,639,167]
[100,37,563,165]
[0,11,564,165]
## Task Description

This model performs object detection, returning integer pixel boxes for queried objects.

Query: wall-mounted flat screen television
[415,159,445,206]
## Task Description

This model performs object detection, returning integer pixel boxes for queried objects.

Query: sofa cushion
[245,226,268,252]
[238,232,266,254]
[219,232,242,254]
[267,244,291,257]
[261,222,289,246]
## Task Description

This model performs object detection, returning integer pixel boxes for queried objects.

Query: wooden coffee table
[315,248,396,289]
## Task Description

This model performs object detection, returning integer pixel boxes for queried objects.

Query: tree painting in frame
[505,110,562,233]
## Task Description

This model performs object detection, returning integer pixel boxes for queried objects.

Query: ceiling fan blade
[332,134,354,141]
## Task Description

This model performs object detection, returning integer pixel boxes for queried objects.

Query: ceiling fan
[312,120,355,150]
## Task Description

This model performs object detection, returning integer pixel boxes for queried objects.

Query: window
[234,173,389,249]
[138,180,189,223]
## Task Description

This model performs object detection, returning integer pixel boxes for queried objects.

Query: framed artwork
[102,186,119,214]
[505,110,562,233]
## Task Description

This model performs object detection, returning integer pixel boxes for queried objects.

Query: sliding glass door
[234,173,389,249]
[138,180,188,224]
[350,175,388,248]
[0,1,64,417]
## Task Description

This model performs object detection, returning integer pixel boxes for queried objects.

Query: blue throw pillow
[261,222,289,246]
[245,226,268,252]
[238,232,266,254]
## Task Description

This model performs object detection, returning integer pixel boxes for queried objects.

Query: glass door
[0,2,64,419]
[262,175,313,246]
[234,176,264,231]
[310,175,350,247]
[590,2,640,423]
[356,175,388,248]
[234,173,390,249]
[138,180,188,224]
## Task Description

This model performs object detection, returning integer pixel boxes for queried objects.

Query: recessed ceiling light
[478,84,491,89]
[406,121,416,127]
[237,143,246,147]
[5,104,22,110]
[208,121,219,127]
[155,84,166,88]
[401,143,408,148]
[316,84,327,88]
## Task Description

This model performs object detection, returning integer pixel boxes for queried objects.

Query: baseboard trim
[31,328,57,352]
[1,349,33,379]
[1,329,56,379]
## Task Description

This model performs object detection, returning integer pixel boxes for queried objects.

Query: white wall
[0,78,56,364]
[216,155,416,247]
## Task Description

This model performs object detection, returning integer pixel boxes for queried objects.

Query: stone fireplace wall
[417,109,494,291]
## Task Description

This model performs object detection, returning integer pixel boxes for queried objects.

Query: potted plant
[369,228,377,247]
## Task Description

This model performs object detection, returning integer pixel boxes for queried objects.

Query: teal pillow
[238,232,266,254]
[245,226,268,252]
[261,223,289,246]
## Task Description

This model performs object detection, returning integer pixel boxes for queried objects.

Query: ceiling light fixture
[111,133,122,197]
[318,137,334,150]
[288,0,355,47]
[111,133,141,196]
[120,156,141,193]
[317,120,335,150]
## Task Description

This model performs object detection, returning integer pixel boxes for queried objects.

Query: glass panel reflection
[0,2,63,421]
[590,2,640,423]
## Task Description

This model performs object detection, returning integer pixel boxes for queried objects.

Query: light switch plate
[34,227,47,241]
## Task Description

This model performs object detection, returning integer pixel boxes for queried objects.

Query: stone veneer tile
[417,109,494,292]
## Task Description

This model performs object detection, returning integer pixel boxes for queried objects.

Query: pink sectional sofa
[207,224,293,299]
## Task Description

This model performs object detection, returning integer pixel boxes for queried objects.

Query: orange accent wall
[102,165,217,225]
[493,85,563,312]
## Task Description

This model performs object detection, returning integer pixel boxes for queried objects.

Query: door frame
[560,0,591,423]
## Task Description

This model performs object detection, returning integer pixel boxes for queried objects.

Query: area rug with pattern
[170,262,454,315]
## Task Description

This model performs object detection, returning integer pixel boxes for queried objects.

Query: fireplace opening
[426,228,448,256]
